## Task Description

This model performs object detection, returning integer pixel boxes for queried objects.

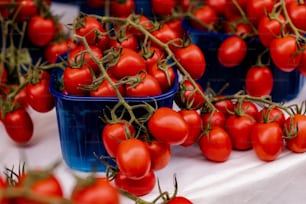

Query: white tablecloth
[1,2,306,204]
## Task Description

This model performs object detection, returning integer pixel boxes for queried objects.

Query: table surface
[1,2,306,204]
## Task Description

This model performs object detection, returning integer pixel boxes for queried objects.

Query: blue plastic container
[50,68,178,172]
[182,18,304,102]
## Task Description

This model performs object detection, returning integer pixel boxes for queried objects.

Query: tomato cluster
[0,0,74,144]
[185,0,306,100]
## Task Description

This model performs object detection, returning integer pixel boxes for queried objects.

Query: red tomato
[245,65,273,97]
[166,19,186,38]
[86,0,105,8]
[179,109,203,147]
[218,36,247,68]
[167,196,193,204]
[127,15,154,37]
[102,121,136,157]
[26,78,55,113]
[148,107,189,145]
[74,16,104,45]
[16,171,63,204]
[257,107,285,126]
[251,122,283,161]
[147,62,175,91]
[205,0,227,16]
[175,79,205,110]
[125,72,162,97]
[284,114,306,153]
[151,23,180,50]
[63,65,93,96]
[3,108,33,144]
[108,48,146,79]
[114,170,156,196]
[109,32,138,51]
[14,0,38,22]
[287,1,306,31]
[44,40,70,63]
[201,111,226,129]
[110,0,135,17]
[71,177,119,204]
[270,36,301,72]
[297,46,306,76]
[146,140,171,171]
[174,44,206,80]
[191,5,218,31]
[116,138,151,180]
[151,0,175,16]
[199,127,232,162]
[27,15,56,47]
[90,77,125,97]
[246,0,275,25]
[257,14,286,48]
[213,96,234,117]
[67,45,103,74]
[233,100,259,120]
[0,64,7,84]
[139,46,164,69]
[0,175,8,203]
[225,115,257,150]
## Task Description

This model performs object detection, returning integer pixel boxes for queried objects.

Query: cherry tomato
[286,1,306,31]
[284,114,306,153]
[270,36,301,72]
[71,177,119,204]
[16,171,63,204]
[201,111,226,129]
[114,170,156,196]
[109,32,138,51]
[14,0,38,22]
[218,36,247,68]
[251,122,283,161]
[102,121,136,157]
[245,65,273,97]
[205,0,227,16]
[175,79,205,110]
[110,0,135,17]
[166,19,186,38]
[174,43,206,80]
[225,114,257,150]
[146,140,171,171]
[90,77,125,97]
[108,48,146,79]
[257,14,286,48]
[151,23,180,50]
[127,15,154,37]
[213,96,234,117]
[63,65,93,96]
[179,109,203,147]
[297,46,306,76]
[67,45,103,74]
[147,62,175,91]
[199,127,232,162]
[148,107,189,145]
[74,15,104,45]
[116,138,151,180]
[191,5,218,31]
[233,100,259,121]
[0,175,8,203]
[246,0,275,26]
[26,78,55,113]
[44,39,71,63]
[257,107,285,126]
[167,196,193,204]
[139,46,164,69]
[125,72,162,97]
[27,15,56,47]
[86,0,105,8]
[151,0,175,16]
[3,108,33,144]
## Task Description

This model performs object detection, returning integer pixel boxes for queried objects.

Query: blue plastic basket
[50,68,178,172]
[182,18,304,102]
